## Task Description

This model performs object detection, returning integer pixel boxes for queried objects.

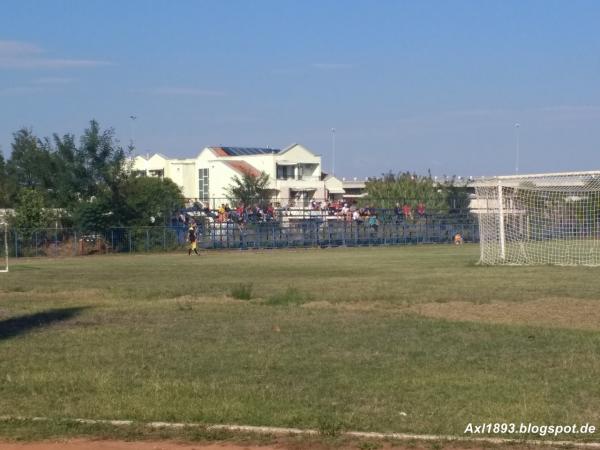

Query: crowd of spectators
[173,199,431,229]
[174,202,278,228]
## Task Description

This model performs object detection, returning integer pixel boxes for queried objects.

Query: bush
[266,286,310,306]
[229,283,253,300]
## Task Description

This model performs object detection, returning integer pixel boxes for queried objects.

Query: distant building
[132,144,328,207]
[323,175,367,202]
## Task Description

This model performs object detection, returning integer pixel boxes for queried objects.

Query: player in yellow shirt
[187,225,199,255]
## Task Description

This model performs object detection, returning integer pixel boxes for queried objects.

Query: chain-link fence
[5,209,478,257]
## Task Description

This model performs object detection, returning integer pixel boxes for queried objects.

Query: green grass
[229,282,254,300]
[0,245,599,443]
[266,286,312,306]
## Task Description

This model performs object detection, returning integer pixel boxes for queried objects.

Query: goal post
[0,222,8,273]
[473,171,600,266]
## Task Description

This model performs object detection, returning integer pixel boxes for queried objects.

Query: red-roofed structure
[223,160,262,178]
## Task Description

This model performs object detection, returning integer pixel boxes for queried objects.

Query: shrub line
[0,416,599,448]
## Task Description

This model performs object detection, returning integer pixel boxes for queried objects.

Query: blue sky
[1,0,600,178]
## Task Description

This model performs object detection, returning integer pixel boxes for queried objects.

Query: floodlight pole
[331,127,336,177]
[515,123,520,174]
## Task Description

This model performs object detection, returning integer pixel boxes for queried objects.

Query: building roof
[209,146,280,157]
[222,160,262,178]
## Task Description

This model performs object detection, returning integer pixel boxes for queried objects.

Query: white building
[132,144,329,207]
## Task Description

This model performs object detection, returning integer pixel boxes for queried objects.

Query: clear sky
[1,0,599,178]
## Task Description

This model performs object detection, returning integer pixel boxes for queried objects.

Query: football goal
[0,222,7,273]
[473,171,600,265]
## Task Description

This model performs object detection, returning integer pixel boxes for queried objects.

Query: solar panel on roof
[217,146,281,156]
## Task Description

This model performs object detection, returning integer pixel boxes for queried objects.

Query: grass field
[0,244,599,444]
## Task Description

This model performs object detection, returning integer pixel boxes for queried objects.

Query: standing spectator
[417,202,426,217]
[236,203,244,218]
[402,203,412,220]
[217,204,226,222]
[341,203,349,216]
[394,203,402,223]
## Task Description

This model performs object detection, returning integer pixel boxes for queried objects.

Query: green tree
[47,133,87,208]
[71,195,114,232]
[365,171,469,211]
[225,171,270,206]
[121,176,184,226]
[11,188,53,231]
[61,120,132,229]
[0,150,10,207]
[78,120,129,198]
[5,129,53,203]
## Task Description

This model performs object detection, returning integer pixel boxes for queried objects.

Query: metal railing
[5,209,478,257]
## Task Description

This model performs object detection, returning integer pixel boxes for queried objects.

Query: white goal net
[473,171,600,265]
[0,222,7,273]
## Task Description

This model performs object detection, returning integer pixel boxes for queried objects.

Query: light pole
[515,123,520,174]
[330,127,336,177]
[129,115,137,150]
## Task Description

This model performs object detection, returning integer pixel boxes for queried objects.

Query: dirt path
[0,441,280,450]
[0,439,556,450]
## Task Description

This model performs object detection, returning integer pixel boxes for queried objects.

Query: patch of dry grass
[411,298,600,331]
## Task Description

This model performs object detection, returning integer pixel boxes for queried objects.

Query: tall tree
[49,133,87,208]
[5,129,53,202]
[365,171,468,211]
[78,120,129,199]
[121,176,184,226]
[11,188,53,231]
[0,150,10,207]
[225,171,270,206]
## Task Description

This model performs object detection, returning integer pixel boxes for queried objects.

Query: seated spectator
[236,203,244,217]
[352,209,362,223]
[394,203,402,223]
[368,214,379,232]
[454,233,464,245]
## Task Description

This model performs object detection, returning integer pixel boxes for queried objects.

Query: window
[149,169,164,178]
[198,168,209,201]
[276,165,294,180]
